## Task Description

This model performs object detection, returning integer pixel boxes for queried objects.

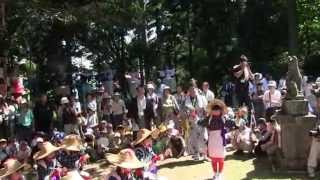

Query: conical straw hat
[105,149,145,169]
[0,159,27,178]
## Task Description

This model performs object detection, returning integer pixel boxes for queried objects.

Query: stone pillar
[273,99,317,170]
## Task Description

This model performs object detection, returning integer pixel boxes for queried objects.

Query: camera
[309,125,320,137]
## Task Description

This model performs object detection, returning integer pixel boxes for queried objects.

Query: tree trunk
[288,0,298,55]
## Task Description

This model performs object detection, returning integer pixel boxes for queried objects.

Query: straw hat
[0,159,26,178]
[207,99,228,115]
[61,170,84,180]
[133,129,154,146]
[105,149,145,169]
[61,134,82,152]
[33,142,61,161]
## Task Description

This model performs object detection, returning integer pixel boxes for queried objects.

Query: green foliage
[1,0,320,94]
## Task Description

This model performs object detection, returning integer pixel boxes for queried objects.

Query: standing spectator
[86,93,97,115]
[160,86,179,127]
[128,86,154,132]
[221,77,235,107]
[101,95,113,123]
[0,96,9,138]
[146,83,159,127]
[185,86,207,161]
[263,81,282,122]
[16,99,34,141]
[7,97,18,138]
[202,82,215,103]
[70,94,81,115]
[86,103,98,128]
[232,55,253,108]
[33,94,53,134]
[61,97,79,135]
[111,92,127,129]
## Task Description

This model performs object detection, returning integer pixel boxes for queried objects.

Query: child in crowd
[96,130,110,157]
[198,99,227,180]
[58,134,87,170]
[104,148,146,180]
[166,128,186,159]
[0,158,27,180]
[17,141,31,163]
[134,128,161,179]
[0,139,8,164]
[254,118,272,157]
[33,142,61,180]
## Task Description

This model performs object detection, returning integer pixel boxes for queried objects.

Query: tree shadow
[158,159,205,169]
[243,158,310,180]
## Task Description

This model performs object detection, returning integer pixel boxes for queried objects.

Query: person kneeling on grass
[104,148,146,180]
[134,128,164,180]
[260,119,281,172]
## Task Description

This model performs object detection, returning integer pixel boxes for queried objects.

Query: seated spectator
[153,125,170,156]
[33,142,61,180]
[16,141,31,163]
[166,129,186,158]
[260,119,281,172]
[96,130,110,156]
[0,139,8,164]
[254,118,272,157]
[109,133,122,153]
[0,158,27,180]
[5,138,18,159]
[104,149,146,180]
[234,124,256,154]
[58,134,84,170]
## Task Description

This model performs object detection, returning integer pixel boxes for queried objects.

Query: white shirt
[111,99,127,115]
[203,89,215,103]
[97,137,109,148]
[137,96,146,118]
[263,90,282,109]
[86,113,98,127]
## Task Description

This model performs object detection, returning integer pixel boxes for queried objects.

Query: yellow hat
[133,129,154,146]
[61,134,82,152]
[33,142,61,160]
[105,149,145,169]
[0,159,27,178]
[207,99,228,115]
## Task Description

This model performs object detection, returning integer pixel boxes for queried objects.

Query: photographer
[232,55,254,108]
[307,95,320,178]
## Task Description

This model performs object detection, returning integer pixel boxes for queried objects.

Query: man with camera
[232,55,254,108]
[307,88,320,178]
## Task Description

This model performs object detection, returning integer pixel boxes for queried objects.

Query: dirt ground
[83,152,310,180]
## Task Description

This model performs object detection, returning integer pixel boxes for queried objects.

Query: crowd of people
[0,55,320,179]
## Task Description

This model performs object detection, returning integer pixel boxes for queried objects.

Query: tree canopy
[1,0,319,92]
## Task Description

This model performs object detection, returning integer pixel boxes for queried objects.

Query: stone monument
[273,56,317,170]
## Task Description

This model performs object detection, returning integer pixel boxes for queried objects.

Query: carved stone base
[273,114,317,170]
[282,99,309,116]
